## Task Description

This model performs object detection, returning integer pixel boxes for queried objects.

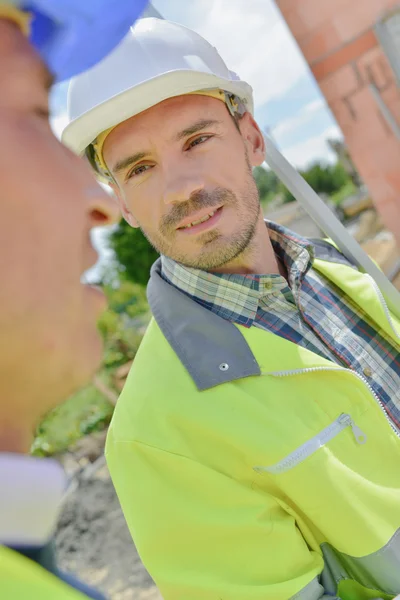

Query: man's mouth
[176,206,223,233]
[178,209,218,229]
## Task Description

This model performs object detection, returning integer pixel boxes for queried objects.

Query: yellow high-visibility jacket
[107,243,400,600]
[0,546,89,600]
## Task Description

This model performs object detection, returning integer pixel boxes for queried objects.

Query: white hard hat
[62,17,254,179]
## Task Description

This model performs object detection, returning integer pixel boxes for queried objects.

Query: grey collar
[147,239,355,391]
[147,259,260,390]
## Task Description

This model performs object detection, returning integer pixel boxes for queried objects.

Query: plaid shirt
[161,221,400,432]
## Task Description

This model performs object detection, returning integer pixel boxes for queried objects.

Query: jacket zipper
[254,412,366,475]
[261,365,400,439]
[346,275,400,436]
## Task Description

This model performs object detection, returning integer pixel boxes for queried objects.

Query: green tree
[278,161,351,204]
[253,165,279,205]
[303,162,348,195]
[97,280,149,368]
[108,219,159,286]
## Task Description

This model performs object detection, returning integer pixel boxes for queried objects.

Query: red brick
[275,0,297,14]
[312,30,378,80]
[333,0,398,41]
[282,7,311,40]
[300,23,342,63]
[296,0,350,31]
[319,64,360,103]
[381,82,400,105]
[328,100,359,133]
[351,91,391,138]
[368,176,400,213]
[278,0,400,243]
[356,46,396,88]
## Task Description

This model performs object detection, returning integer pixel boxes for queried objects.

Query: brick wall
[276,0,400,243]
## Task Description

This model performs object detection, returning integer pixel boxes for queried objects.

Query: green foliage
[253,165,279,206]
[32,382,114,456]
[109,219,159,286]
[304,162,349,195]
[278,161,352,204]
[330,180,357,206]
[98,280,148,369]
[101,280,148,319]
[101,321,143,369]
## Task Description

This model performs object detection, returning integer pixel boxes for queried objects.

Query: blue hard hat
[23,0,149,81]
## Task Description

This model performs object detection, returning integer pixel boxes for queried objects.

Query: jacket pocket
[254,413,367,475]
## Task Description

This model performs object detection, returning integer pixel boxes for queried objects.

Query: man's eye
[127,164,151,179]
[188,135,212,149]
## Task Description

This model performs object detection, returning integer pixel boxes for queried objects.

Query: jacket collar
[147,238,386,390]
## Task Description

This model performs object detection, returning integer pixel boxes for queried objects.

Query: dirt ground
[55,439,163,600]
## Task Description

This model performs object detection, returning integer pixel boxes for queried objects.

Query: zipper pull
[350,419,367,445]
[339,413,367,445]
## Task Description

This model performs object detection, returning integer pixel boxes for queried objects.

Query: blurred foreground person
[0,2,147,597]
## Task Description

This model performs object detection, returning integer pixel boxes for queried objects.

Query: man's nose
[163,173,205,206]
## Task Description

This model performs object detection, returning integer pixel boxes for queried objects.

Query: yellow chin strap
[90,89,237,180]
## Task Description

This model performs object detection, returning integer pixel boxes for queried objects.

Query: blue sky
[51,0,343,169]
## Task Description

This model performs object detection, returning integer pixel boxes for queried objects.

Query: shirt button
[363,367,372,378]
[263,280,272,290]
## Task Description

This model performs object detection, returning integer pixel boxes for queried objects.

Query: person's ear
[238,112,266,167]
[109,182,139,228]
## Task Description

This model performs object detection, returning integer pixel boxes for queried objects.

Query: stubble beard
[139,172,261,271]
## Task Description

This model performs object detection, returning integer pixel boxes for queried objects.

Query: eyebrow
[112,152,148,175]
[175,118,222,141]
[112,119,222,175]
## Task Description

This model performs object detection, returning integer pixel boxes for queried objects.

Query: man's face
[103,94,265,271]
[0,21,119,435]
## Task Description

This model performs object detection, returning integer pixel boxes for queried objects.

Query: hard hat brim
[61,70,254,156]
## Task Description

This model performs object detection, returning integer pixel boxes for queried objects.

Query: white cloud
[279,125,343,169]
[170,0,310,108]
[303,99,326,114]
[272,98,326,138]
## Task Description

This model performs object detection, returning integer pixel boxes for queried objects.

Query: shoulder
[310,237,359,270]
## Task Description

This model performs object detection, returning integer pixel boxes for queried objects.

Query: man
[64,17,400,600]
[0,6,137,597]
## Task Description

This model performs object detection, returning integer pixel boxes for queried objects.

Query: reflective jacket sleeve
[106,435,334,600]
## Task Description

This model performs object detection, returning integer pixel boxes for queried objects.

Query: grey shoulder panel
[309,238,358,270]
[147,259,260,390]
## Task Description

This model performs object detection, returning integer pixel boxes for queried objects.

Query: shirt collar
[0,453,66,547]
[161,220,314,327]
